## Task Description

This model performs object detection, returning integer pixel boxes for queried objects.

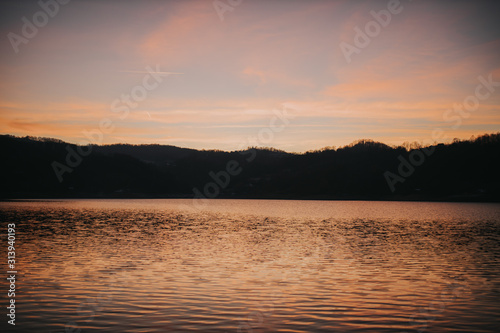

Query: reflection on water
[1,199,499,332]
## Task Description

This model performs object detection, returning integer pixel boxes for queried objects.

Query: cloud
[0,0,499,152]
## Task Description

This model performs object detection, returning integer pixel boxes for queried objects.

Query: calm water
[1,199,499,332]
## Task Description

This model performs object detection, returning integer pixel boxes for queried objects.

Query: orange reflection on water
[2,199,498,332]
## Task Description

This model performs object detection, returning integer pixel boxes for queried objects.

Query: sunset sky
[1,0,499,152]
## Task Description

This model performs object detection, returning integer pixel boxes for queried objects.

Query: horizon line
[2,131,499,154]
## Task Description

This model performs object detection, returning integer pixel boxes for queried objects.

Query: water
[1,199,499,332]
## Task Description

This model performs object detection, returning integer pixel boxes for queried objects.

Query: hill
[1,133,499,201]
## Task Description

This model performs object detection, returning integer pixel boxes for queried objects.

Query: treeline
[1,133,499,201]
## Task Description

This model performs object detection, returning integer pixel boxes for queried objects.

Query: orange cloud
[140,1,219,66]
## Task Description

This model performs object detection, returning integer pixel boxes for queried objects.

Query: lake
[1,199,499,332]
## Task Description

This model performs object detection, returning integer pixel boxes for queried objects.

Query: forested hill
[1,133,499,201]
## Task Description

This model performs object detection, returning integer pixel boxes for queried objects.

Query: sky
[0,0,499,152]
